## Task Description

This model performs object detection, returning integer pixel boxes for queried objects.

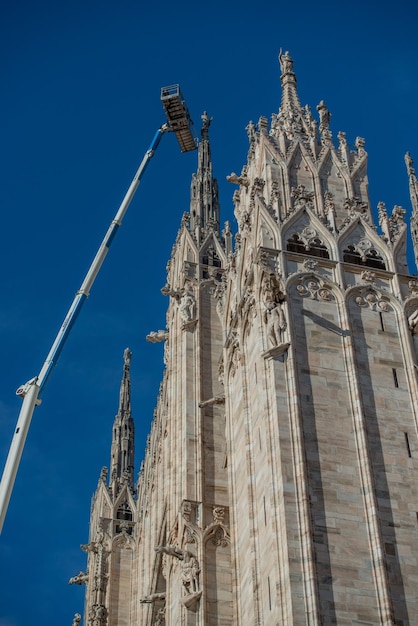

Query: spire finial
[124,347,132,366]
[279,49,294,76]
[110,348,135,495]
[201,111,213,139]
[189,112,220,242]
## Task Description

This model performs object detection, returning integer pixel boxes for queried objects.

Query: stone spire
[189,111,220,243]
[278,49,302,116]
[272,50,321,149]
[405,152,418,269]
[110,348,135,495]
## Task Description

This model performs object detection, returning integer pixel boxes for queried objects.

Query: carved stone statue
[180,551,200,594]
[316,100,330,132]
[279,49,293,74]
[179,290,196,323]
[72,614,81,626]
[201,111,212,131]
[408,308,418,333]
[154,545,200,596]
[264,302,287,347]
[124,348,132,365]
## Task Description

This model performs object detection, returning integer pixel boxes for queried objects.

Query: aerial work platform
[0,83,197,533]
[161,84,197,152]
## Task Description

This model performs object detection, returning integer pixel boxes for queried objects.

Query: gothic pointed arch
[282,207,336,261]
[285,271,344,307]
[317,149,351,216]
[338,218,388,270]
[286,142,318,208]
[253,200,280,250]
[345,283,395,314]
[199,230,227,275]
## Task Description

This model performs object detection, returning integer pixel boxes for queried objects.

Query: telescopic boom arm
[0,85,196,533]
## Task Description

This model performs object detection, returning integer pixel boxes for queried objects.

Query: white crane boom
[0,86,196,533]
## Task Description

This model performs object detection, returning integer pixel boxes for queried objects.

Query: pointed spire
[189,111,220,243]
[110,348,135,496]
[278,49,302,115]
[273,50,319,148]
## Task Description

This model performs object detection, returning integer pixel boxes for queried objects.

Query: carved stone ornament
[140,592,166,604]
[154,606,166,626]
[88,603,108,626]
[209,526,229,548]
[257,248,278,274]
[181,500,192,522]
[69,571,89,586]
[303,258,318,272]
[72,613,81,626]
[291,184,314,211]
[179,289,196,324]
[296,277,334,302]
[146,330,169,343]
[226,172,249,187]
[354,287,391,312]
[213,507,225,524]
[343,197,368,215]
[360,270,376,284]
[408,308,418,333]
[408,280,418,296]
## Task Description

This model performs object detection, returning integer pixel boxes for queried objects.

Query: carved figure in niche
[155,545,200,595]
[262,273,284,305]
[179,290,196,323]
[72,614,81,626]
[408,309,418,333]
[180,552,200,594]
[264,301,287,347]
[262,273,286,346]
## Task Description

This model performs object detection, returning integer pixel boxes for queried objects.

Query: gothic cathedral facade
[73,52,418,625]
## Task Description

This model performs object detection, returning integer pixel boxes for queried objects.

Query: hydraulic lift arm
[0,85,196,533]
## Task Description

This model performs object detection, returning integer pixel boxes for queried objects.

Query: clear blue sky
[1,1,418,624]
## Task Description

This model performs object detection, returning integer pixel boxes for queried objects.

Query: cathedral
[71,51,418,625]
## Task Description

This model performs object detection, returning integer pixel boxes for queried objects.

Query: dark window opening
[117,503,132,520]
[379,312,385,331]
[116,503,133,535]
[201,250,221,267]
[405,432,412,458]
[287,234,329,259]
[343,245,386,270]
[392,368,399,388]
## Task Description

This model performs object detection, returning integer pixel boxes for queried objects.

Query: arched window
[287,234,330,259]
[343,245,386,270]
[116,503,133,535]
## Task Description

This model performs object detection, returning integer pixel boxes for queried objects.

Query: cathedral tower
[75,52,418,625]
